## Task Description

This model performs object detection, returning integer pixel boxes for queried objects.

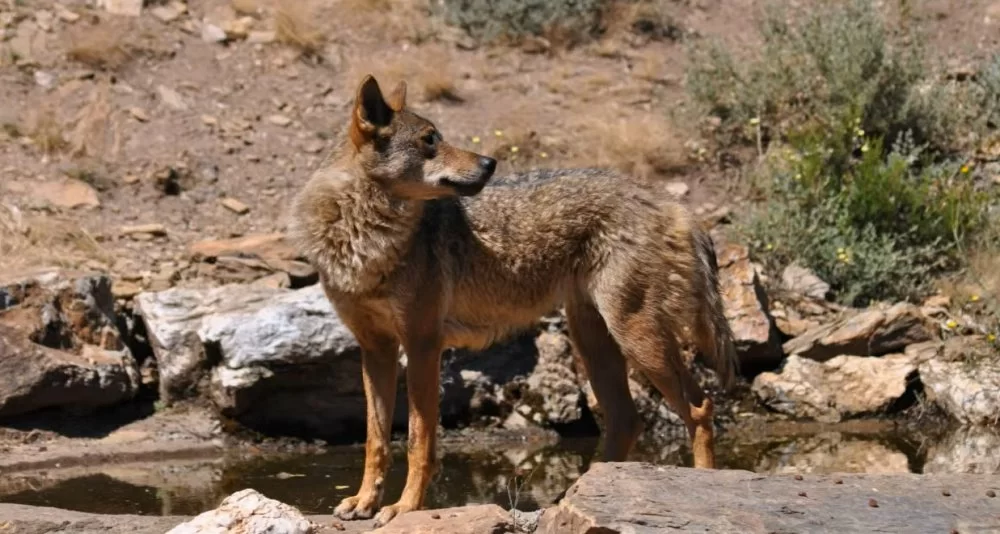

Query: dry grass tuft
[67,21,132,70]
[0,204,110,272]
[274,0,325,56]
[67,83,120,160]
[339,0,393,12]
[341,47,462,104]
[587,116,689,180]
[25,104,68,155]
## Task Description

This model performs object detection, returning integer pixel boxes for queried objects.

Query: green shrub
[438,0,608,43]
[743,123,992,306]
[684,0,960,153]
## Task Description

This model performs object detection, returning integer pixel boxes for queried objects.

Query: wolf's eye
[422,133,437,147]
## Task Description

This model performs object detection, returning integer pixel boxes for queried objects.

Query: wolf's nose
[478,156,497,174]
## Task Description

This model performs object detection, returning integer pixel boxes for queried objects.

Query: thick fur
[290,75,739,528]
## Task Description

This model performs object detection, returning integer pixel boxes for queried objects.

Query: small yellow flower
[854,117,862,125]
[794,173,802,181]
[860,143,870,153]
[970,294,981,302]
[749,117,761,126]
[510,146,519,153]
[988,333,997,343]
[471,136,481,144]
[540,151,549,159]
[945,319,958,330]
[836,247,845,254]
[960,165,970,174]
[494,129,504,137]
[765,243,774,251]
[855,128,865,138]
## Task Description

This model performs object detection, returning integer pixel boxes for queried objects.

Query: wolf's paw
[333,494,379,521]
[371,502,416,528]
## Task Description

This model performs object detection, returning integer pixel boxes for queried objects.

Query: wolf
[290,74,738,527]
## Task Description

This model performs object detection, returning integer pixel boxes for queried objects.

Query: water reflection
[1,426,997,516]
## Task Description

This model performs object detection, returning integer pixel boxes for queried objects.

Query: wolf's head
[345,74,496,199]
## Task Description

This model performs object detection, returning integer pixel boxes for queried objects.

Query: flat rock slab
[539,462,1000,534]
[0,502,513,534]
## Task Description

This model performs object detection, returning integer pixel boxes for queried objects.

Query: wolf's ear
[351,75,393,143]
[386,80,407,112]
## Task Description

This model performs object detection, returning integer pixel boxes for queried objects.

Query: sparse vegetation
[67,21,133,70]
[273,0,325,56]
[591,116,688,180]
[686,0,998,306]
[0,204,109,272]
[685,0,961,153]
[25,105,68,155]
[439,0,607,44]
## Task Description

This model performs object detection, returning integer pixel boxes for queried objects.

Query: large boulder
[166,489,315,534]
[918,335,1000,426]
[135,284,404,439]
[715,243,782,369]
[0,269,139,418]
[0,325,140,417]
[751,353,919,423]
[538,462,1000,533]
[783,303,935,361]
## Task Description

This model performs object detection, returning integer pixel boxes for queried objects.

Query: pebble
[121,223,167,237]
[201,22,228,43]
[150,1,187,23]
[129,107,150,122]
[34,70,55,89]
[267,114,293,127]
[157,85,189,111]
[220,197,250,215]
[302,140,325,154]
[112,280,143,299]
[248,30,277,44]
[55,6,81,23]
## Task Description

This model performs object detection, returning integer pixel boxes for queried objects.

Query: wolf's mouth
[440,177,490,196]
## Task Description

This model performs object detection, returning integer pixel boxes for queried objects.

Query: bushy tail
[692,228,740,390]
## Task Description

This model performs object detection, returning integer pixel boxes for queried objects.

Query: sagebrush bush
[439,0,607,43]
[684,0,960,153]
[685,0,997,305]
[743,124,992,306]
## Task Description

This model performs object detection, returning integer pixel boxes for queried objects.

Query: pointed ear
[386,80,407,112]
[352,75,394,134]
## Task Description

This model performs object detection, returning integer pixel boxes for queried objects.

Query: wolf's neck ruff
[292,168,424,296]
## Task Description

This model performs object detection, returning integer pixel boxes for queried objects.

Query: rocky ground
[1,0,1000,530]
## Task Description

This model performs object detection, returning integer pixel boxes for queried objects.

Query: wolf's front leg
[334,338,399,520]
[372,341,442,528]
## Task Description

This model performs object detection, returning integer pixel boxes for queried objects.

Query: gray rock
[781,263,830,300]
[919,336,1000,426]
[166,489,314,534]
[136,284,405,439]
[752,353,918,423]
[0,325,139,417]
[538,462,1000,533]
[783,302,935,361]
